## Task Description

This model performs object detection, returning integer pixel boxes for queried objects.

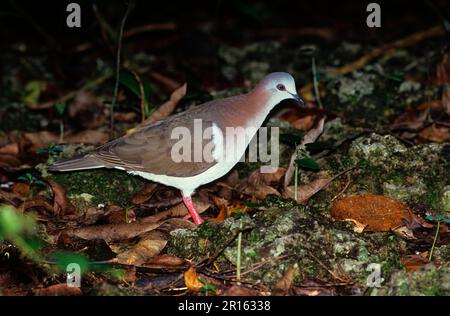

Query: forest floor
[0,3,449,296]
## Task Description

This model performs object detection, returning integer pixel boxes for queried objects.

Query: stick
[110,0,135,138]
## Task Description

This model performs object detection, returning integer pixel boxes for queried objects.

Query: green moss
[49,169,144,209]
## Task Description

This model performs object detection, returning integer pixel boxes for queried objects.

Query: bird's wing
[93,114,219,177]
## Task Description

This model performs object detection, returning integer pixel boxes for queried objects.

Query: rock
[370,264,450,296]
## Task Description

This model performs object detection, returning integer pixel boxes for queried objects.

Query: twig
[284,117,325,188]
[307,251,349,283]
[312,56,323,108]
[124,23,177,37]
[129,69,147,123]
[110,0,135,138]
[429,219,441,261]
[236,219,243,284]
[299,25,446,98]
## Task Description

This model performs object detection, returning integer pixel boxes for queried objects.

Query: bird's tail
[48,154,105,172]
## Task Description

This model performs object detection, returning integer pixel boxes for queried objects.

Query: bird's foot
[182,196,204,225]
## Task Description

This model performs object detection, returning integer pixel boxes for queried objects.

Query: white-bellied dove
[49,72,304,225]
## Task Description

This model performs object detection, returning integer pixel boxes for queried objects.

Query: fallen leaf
[24,130,109,148]
[23,196,54,214]
[274,265,296,295]
[137,83,187,128]
[47,180,76,215]
[12,183,30,196]
[131,183,158,204]
[283,178,331,203]
[184,267,203,292]
[116,231,167,266]
[401,255,430,272]
[418,124,450,142]
[0,143,20,155]
[64,130,109,145]
[330,194,412,232]
[391,105,430,130]
[143,254,187,269]
[140,198,211,223]
[242,184,280,200]
[66,222,161,241]
[34,284,82,296]
[222,285,259,296]
[247,167,286,186]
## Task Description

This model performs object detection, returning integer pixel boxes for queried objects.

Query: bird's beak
[289,92,305,106]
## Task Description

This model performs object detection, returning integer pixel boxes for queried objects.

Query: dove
[49,72,304,225]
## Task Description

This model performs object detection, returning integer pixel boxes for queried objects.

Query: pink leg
[182,196,204,225]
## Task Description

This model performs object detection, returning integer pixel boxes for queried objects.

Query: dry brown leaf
[12,183,30,196]
[222,285,259,296]
[143,254,187,269]
[274,265,296,295]
[240,184,280,200]
[391,106,430,130]
[24,131,59,148]
[65,130,109,145]
[159,218,196,231]
[248,167,286,186]
[116,231,167,266]
[24,130,108,148]
[34,284,82,296]
[141,198,211,223]
[0,190,23,205]
[23,196,54,213]
[131,183,158,204]
[331,194,412,232]
[401,255,430,272]
[114,111,138,122]
[184,267,203,292]
[141,83,187,126]
[67,221,161,241]
[283,178,331,203]
[0,143,20,155]
[418,124,450,142]
[47,180,76,215]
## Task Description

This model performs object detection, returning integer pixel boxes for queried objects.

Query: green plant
[0,205,43,259]
[199,277,217,295]
[18,173,47,187]
[119,69,152,119]
[425,213,450,260]
[55,102,66,143]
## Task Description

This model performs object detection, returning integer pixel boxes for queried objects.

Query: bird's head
[254,72,305,107]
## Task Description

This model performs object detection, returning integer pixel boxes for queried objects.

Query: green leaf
[296,157,320,171]
[22,80,47,107]
[51,251,90,275]
[425,215,435,221]
[244,202,262,208]
[55,102,66,116]
[199,278,217,293]
[33,180,47,187]
[119,70,151,107]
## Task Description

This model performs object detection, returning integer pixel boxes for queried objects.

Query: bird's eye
[276,84,286,91]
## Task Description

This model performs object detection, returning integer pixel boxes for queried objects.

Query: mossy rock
[49,169,144,210]
[167,196,406,288]
[369,264,450,296]
[323,133,450,215]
